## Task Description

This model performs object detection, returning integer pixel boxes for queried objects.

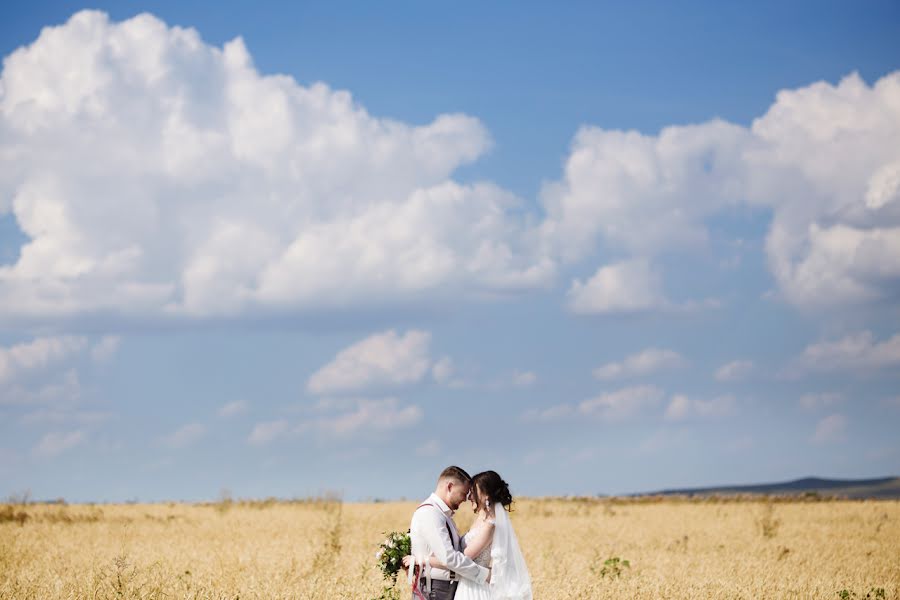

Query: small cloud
[248,420,289,446]
[799,392,843,410]
[811,414,848,444]
[593,348,686,380]
[0,336,87,383]
[787,331,900,378]
[161,423,206,449]
[511,370,537,387]
[665,394,736,420]
[34,430,85,457]
[307,330,432,394]
[431,356,454,384]
[300,398,422,436]
[714,360,754,382]
[567,259,669,315]
[521,404,574,422]
[579,385,664,421]
[91,336,121,363]
[416,439,441,457]
[218,400,248,417]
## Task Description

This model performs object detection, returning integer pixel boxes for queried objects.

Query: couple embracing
[404,466,532,600]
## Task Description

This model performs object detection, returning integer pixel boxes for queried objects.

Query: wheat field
[1,497,898,599]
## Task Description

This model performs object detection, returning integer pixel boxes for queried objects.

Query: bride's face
[470,483,484,513]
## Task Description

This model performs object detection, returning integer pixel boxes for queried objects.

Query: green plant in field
[836,587,886,599]
[372,585,403,600]
[595,556,630,579]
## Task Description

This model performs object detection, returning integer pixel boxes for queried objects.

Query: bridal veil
[489,504,532,600]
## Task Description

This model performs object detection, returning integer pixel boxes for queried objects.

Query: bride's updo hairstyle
[472,470,514,512]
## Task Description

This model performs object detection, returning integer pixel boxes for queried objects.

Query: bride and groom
[405,466,532,600]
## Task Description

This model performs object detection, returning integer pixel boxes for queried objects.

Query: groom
[409,466,491,600]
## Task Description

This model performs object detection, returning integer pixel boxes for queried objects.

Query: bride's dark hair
[472,470,513,512]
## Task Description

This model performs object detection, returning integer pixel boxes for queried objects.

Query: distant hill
[641,476,900,499]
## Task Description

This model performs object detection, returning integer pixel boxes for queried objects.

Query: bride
[405,470,532,600]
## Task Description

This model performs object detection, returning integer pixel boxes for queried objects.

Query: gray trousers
[414,578,457,600]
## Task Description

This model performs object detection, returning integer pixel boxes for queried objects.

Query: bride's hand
[401,555,413,569]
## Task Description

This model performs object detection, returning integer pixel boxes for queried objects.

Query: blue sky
[1,1,899,502]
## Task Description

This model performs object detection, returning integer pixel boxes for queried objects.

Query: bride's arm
[401,524,495,570]
[461,522,494,559]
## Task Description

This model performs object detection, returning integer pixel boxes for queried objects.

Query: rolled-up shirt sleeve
[420,508,489,584]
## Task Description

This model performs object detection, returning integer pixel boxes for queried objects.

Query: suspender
[415,502,458,580]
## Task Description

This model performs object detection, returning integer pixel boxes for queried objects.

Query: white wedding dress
[455,505,532,600]
[455,517,494,600]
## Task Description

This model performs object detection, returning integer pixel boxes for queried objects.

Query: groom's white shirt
[410,493,490,584]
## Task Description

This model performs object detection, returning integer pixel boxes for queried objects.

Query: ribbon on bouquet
[408,556,431,600]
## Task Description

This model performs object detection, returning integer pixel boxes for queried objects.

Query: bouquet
[375,530,412,583]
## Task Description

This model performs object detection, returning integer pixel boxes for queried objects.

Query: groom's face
[447,481,470,511]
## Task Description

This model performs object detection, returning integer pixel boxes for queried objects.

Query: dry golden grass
[1,497,898,599]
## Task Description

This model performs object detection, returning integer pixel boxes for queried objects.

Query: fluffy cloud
[0,336,86,383]
[714,360,754,382]
[593,348,686,380]
[788,331,900,376]
[160,423,206,449]
[812,413,848,444]
[33,430,85,457]
[218,400,248,417]
[307,329,433,394]
[546,71,900,311]
[521,404,574,422]
[90,336,121,363]
[665,394,736,420]
[578,385,665,421]
[297,397,423,436]
[511,370,538,387]
[0,11,551,322]
[2,12,897,322]
[567,259,668,314]
[0,335,117,407]
[248,420,289,445]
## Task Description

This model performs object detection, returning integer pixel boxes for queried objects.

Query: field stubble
[1,497,898,599]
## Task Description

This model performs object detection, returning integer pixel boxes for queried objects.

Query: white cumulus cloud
[297,397,422,436]
[788,331,900,376]
[218,400,248,417]
[160,423,206,449]
[33,430,85,457]
[593,348,686,380]
[714,360,754,382]
[0,336,87,383]
[307,329,433,394]
[545,71,900,312]
[578,385,664,421]
[812,413,848,444]
[665,394,736,420]
[0,11,551,323]
[567,259,669,314]
[248,420,289,446]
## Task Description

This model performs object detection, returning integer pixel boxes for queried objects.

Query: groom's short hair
[439,465,472,485]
